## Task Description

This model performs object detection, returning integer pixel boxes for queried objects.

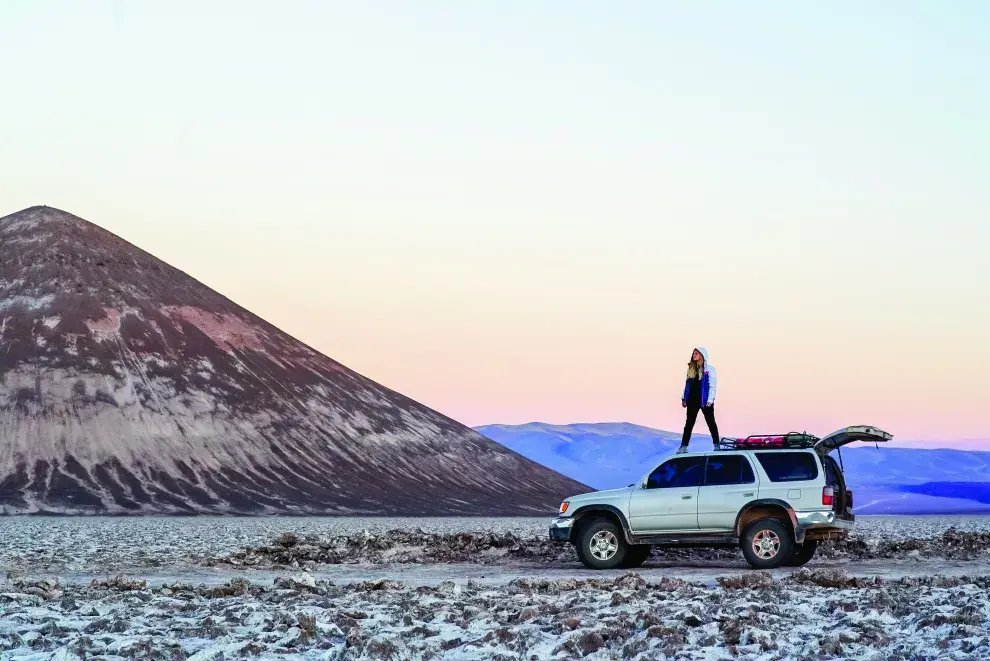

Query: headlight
[559,501,570,515]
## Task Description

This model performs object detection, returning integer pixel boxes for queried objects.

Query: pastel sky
[2,2,988,447]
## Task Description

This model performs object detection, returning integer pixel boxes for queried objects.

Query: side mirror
[640,475,649,489]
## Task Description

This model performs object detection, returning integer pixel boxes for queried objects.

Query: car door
[628,456,704,533]
[697,453,759,531]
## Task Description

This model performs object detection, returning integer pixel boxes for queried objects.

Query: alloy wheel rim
[589,530,619,561]
[752,529,781,560]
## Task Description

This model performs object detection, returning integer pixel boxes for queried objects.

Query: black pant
[682,402,719,447]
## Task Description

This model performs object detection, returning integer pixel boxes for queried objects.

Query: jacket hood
[695,347,710,363]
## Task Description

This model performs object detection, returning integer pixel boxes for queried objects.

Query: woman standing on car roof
[676,347,720,454]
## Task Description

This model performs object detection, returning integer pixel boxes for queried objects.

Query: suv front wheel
[741,518,794,569]
[575,517,629,570]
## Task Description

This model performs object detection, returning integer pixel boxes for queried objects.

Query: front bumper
[549,516,575,542]
[794,510,854,543]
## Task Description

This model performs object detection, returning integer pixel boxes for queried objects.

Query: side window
[704,455,755,486]
[647,457,705,489]
[755,452,819,482]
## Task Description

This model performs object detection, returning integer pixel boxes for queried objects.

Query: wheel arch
[570,504,633,543]
[734,499,797,538]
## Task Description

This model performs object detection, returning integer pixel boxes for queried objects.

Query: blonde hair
[686,355,705,379]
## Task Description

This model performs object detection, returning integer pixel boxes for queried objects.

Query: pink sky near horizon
[1,3,988,448]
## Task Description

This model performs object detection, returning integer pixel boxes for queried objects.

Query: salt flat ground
[4,514,990,575]
[3,515,990,660]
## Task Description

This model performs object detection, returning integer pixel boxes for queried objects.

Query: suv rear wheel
[787,540,818,567]
[741,518,794,569]
[575,518,628,570]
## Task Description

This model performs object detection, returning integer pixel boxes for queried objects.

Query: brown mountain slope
[0,206,588,515]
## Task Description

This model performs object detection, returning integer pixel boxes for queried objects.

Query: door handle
[681,495,693,500]
[743,492,754,497]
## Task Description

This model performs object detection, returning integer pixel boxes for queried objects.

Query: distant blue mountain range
[476,422,990,515]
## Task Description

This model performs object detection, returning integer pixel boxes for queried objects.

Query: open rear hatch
[816,425,893,519]
[815,425,892,453]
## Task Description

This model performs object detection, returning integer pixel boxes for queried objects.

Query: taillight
[559,501,569,515]
[822,486,834,506]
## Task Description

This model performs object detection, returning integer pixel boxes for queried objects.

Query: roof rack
[717,432,820,451]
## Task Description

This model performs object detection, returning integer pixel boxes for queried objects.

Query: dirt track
[12,556,990,590]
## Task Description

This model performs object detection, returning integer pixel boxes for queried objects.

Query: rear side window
[704,455,755,486]
[755,452,819,482]
[647,457,705,489]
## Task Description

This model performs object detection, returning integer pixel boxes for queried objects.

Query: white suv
[549,426,891,570]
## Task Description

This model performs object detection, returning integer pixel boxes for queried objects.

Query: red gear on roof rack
[734,435,785,448]
[718,432,820,450]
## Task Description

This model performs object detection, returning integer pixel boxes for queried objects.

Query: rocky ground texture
[5,516,990,659]
[5,569,990,660]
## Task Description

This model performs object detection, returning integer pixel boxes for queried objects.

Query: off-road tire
[787,540,818,567]
[575,518,629,570]
[620,544,652,569]
[740,517,794,570]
